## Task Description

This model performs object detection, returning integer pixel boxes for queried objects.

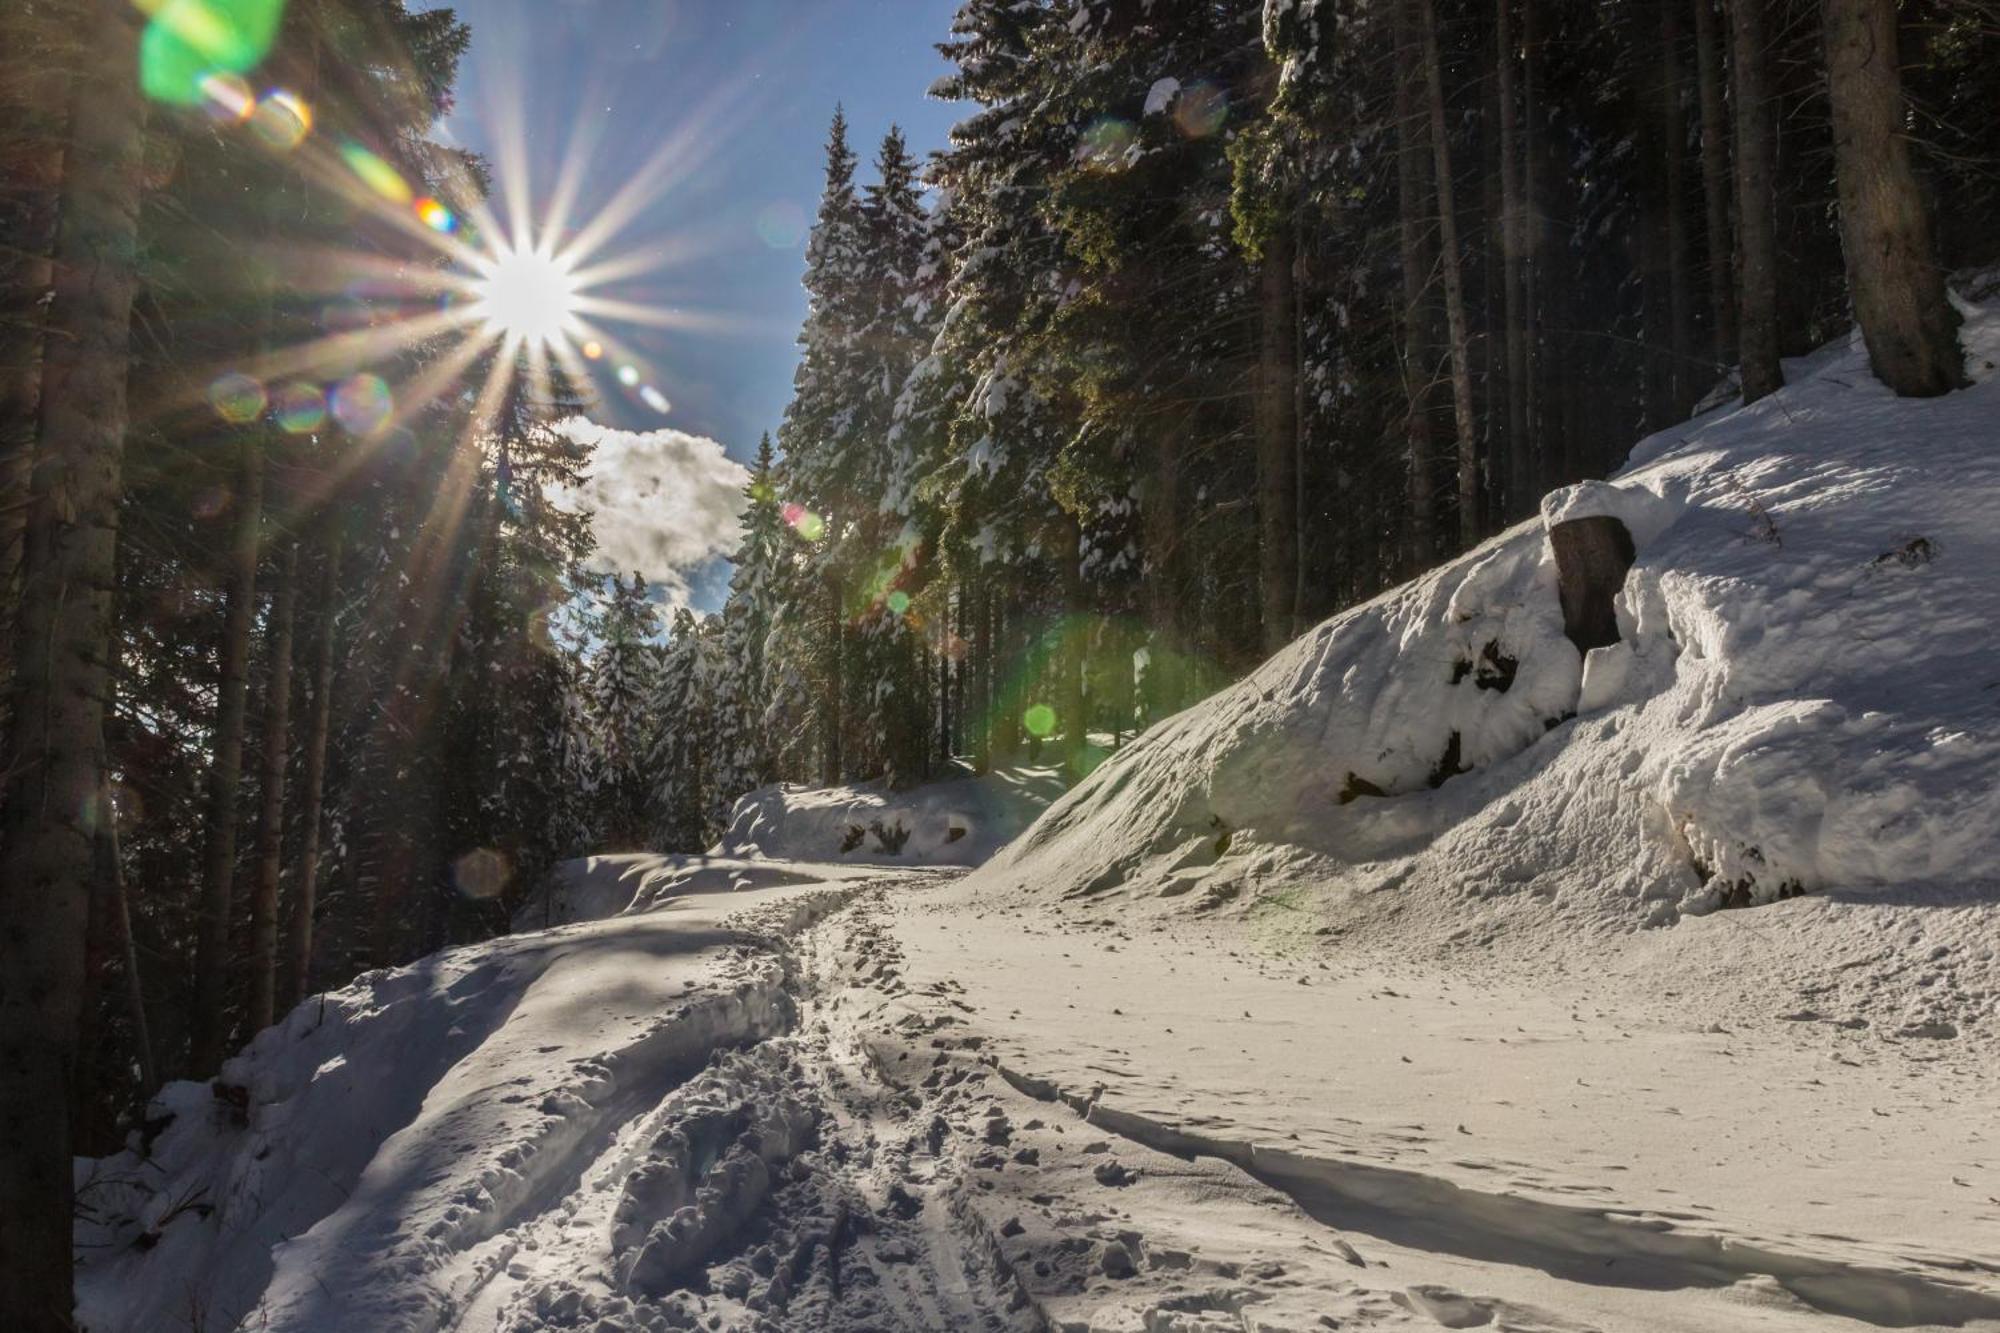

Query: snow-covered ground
[714,760,1067,866]
[76,304,2000,1330]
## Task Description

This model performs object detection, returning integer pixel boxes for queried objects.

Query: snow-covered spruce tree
[711,435,784,807]
[651,607,723,851]
[589,571,662,847]
[774,107,872,783]
[851,126,938,787]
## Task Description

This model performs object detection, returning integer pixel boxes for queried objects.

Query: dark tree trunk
[1693,0,1736,366]
[0,16,66,696]
[821,573,844,785]
[189,440,264,1076]
[1395,0,1438,568]
[1661,0,1696,418]
[1521,0,1544,491]
[284,530,341,1008]
[1417,0,1483,548]
[247,542,298,1033]
[1146,430,1181,656]
[1730,0,1783,401]
[1254,222,1299,656]
[0,5,145,1322]
[1496,0,1531,519]
[1060,515,1087,780]
[1822,0,1963,397]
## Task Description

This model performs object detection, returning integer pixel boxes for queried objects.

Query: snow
[1143,77,1180,116]
[712,761,1064,868]
[75,302,2000,1331]
[978,298,2000,954]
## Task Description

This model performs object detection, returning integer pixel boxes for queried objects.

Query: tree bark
[1496,0,1531,520]
[1822,0,1963,397]
[820,572,844,785]
[247,542,298,1033]
[1395,0,1438,568]
[0,4,145,1322]
[284,530,340,1008]
[1061,514,1087,780]
[1522,0,1545,492]
[1416,0,1482,548]
[0,12,67,690]
[189,439,265,1075]
[1661,0,1696,418]
[1693,0,1736,366]
[1729,0,1783,401]
[1254,221,1299,656]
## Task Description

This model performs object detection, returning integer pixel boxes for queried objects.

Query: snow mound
[714,761,1064,867]
[513,853,890,929]
[978,302,2000,954]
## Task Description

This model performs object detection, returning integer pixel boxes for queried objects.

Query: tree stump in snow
[1548,515,1635,653]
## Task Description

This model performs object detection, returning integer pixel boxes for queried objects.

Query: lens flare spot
[207,371,266,424]
[1077,117,1136,171]
[1172,81,1228,138]
[1023,704,1057,738]
[581,339,604,360]
[340,140,411,204]
[754,199,808,249]
[415,197,457,233]
[191,485,232,521]
[638,385,670,413]
[452,847,511,900]
[783,503,827,542]
[138,0,286,106]
[616,363,640,387]
[250,89,312,151]
[197,70,255,122]
[331,372,392,436]
[886,590,911,616]
[272,381,327,434]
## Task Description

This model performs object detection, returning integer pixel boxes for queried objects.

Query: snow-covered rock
[714,761,1065,868]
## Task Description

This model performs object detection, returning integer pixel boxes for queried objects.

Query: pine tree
[590,572,662,847]
[712,436,784,805]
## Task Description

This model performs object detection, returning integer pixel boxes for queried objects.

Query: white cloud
[556,418,749,609]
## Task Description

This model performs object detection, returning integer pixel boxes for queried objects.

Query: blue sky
[427,0,965,608]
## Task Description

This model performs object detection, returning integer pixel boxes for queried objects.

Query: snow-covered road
[78,863,2000,1331]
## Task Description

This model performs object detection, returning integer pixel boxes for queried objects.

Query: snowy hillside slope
[713,760,1065,866]
[974,298,2000,1045]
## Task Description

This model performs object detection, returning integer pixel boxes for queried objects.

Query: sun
[471,245,579,346]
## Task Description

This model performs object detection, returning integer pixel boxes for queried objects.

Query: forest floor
[82,860,2000,1332]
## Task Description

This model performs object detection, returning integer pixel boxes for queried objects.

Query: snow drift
[713,761,1064,867]
[978,298,2000,942]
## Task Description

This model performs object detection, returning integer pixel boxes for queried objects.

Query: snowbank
[977,303,2000,975]
[713,761,1064,867]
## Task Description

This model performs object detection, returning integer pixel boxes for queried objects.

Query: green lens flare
[140,0,289,106]
[1022,704,1056,737]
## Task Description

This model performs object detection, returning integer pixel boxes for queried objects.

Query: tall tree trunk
[1822,0,1963,396]
[1661,0,1695,417]
[1693,0,1736,366]
[1521,0,1544,491]
[189,441,264,1076]
[0,12,67,692]
[284,530,341,1008]
[1496,0,1530,519]
[1060,515,1087,780]
[1254,222,1299,656]
[1146,430,1181,661]
[1395,0,1438,568]
[820,572,844,785]
[1730,0,1783,401]
[247,542,297,1033]
[1417,0,1482,548]
[0,4,145,1322]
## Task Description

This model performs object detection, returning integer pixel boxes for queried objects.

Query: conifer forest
[5,0,2000,1329]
